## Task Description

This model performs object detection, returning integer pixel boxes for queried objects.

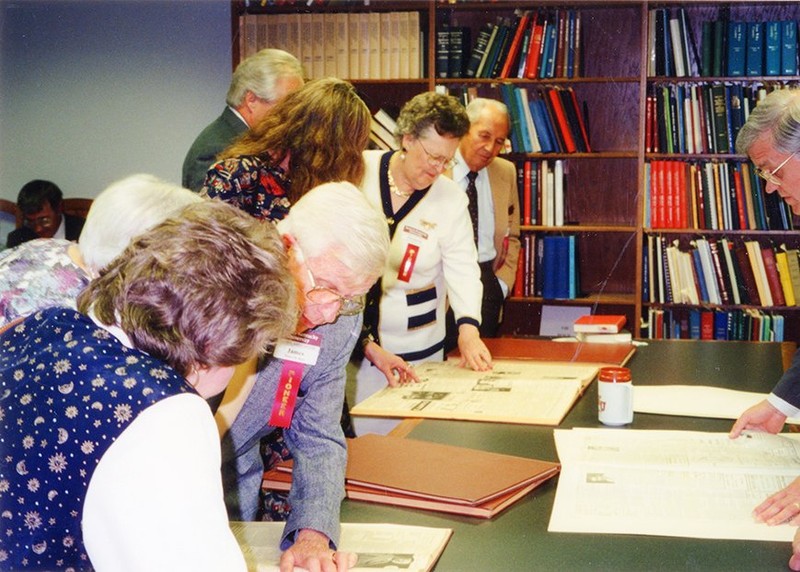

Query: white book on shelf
[745,240,773,306]
[518,88,541,153]
[334,13,349,79]
[720,237,741,305]
[358,13,370,80]
[554,159,564,227]
[241,14,258,59]
[690,86,704,153]
[274,13,289,52]
[695,238,721,305]
[298,14,314,77]
[398,11,410,79]
[655,236,665,303]
[323,14,337,77]
[389,11,401,79]
[256,14,270,52]
[348,13,360,80]
[703,163,719,230]
[409,11,420,79]
[368,12,382,79]
[380,12,393,79]
[310,13,325,79]
[669,16,686,77]
[284,14,301,67]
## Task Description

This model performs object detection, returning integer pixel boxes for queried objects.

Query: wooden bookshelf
[229,0,800,342]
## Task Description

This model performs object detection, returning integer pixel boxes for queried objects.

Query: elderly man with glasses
[729,88,800,572]
[218,181,389,572]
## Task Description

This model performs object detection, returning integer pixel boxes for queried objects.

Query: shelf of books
[643,2,800,342]
[230,1,800,341]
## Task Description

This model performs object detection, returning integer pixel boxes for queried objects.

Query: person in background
[0,200,297,571]
[728,88,800,572]
[444,97,521,350]
[218,182,389,571]
[353,91,493,436]
[182,48,304,192]
[6,179,85,248]
[0,174,202,330]
[201,77,370,221]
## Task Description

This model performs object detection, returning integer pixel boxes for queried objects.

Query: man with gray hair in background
[182,48,304,192]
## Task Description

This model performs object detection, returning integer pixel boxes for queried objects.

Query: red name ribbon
[397,243,419,282]
[267,332,322,428]
[268,361,304,428]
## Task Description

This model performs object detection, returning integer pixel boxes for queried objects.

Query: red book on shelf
[734,241,761,305]
[761,246,786,306]
[523,160,532,225]
[567,87,591,152]
[499,11,531,78]
[513,247,524,297]
[546,88,577,152]
[700,311,714,340]
[733,164,748,230]
[677,161,688,228]
[573,314,627,334]
[525,12,544,79]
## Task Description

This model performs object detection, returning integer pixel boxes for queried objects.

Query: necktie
[466,171,479,245]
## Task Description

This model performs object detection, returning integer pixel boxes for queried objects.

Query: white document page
[351,359,598,425]
[633,385,800,425]
[230,522,453,572]
[549,428,800,541]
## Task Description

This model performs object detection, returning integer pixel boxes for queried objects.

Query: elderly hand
[791,527,800,571]
[729,399,787,439]
[457,324,493,371]
[752,477,800,527]
[363,341,420,387]
[280,529,357,572]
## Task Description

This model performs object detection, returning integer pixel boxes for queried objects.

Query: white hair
[78,174,202,272]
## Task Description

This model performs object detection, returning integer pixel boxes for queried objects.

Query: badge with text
[268,332,322,428]
[397,226,427,283]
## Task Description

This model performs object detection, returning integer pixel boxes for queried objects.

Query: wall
[0,0,232,200]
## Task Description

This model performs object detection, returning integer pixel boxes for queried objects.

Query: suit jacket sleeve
[490,157,521,292]
[770,348,800,416]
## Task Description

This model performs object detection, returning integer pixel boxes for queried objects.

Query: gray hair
[465,97,509,123]
[78,174,202,272]
[277,181,389,280]
[395,92,470,146]
[226,48,304,107]
[736,88,800,155]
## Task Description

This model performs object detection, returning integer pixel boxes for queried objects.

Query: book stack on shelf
[448,8,582,81]
[643,159,794,231]
[238,11,423,80]
[514,234,579,300]
[369,108,399,151]
[518,159,566,227]
[573,314,632,344]
[644,236,800,310]
[497,84,591,155]
[646,306,784,342]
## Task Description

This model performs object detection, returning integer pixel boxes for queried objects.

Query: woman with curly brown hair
[201,77,371,221]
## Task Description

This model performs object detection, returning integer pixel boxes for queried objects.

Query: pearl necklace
[388,158,413,198]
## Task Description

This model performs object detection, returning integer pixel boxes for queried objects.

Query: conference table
[341,339,798,571]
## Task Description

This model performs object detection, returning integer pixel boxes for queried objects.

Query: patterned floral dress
[0,239,90,328]
[200,155,291,221]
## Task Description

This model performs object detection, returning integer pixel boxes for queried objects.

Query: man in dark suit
[6,180,84,248]
[445,98,521,347]
[181,48,304,192]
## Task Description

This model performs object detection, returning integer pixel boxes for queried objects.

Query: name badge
[397,226,426,283]
[273,332,321,365]
[268,332,322,428]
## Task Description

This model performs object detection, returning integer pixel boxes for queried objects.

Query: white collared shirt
[453,149,497,264]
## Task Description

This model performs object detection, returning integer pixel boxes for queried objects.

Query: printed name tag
[268,332,322,428]
[398,226,426,283]
[273,332,321,365]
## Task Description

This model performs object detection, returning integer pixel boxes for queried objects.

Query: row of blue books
[517,234,579,300]
[645,306,785,342]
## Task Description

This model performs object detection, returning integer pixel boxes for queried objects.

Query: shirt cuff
[767,393,800,419]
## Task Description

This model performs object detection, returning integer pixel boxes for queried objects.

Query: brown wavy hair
[77,200,297,376]
[219,77,371,202]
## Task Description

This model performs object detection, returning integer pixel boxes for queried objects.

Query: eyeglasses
[416,138,456,170]
[298,247,365,316]
[23,215,53,229]
[754,151,796,186]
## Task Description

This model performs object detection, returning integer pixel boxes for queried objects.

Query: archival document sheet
[231,522,453,572]
[633,385,800,425]
[549,428,800,541]
[350,359,599,425]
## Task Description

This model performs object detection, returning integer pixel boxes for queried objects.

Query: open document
[351,359,598,426]
[633,385,800,425]
[230,522,453,572]
[549,428,800,541]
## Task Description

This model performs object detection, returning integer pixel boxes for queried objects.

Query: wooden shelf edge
[509,294,636,305]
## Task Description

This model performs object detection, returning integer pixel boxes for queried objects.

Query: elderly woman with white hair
[0,174,201,329]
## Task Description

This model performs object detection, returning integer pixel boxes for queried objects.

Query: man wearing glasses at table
[218,182,390,571]
[729,88,800,572]
[6,179,84,248]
